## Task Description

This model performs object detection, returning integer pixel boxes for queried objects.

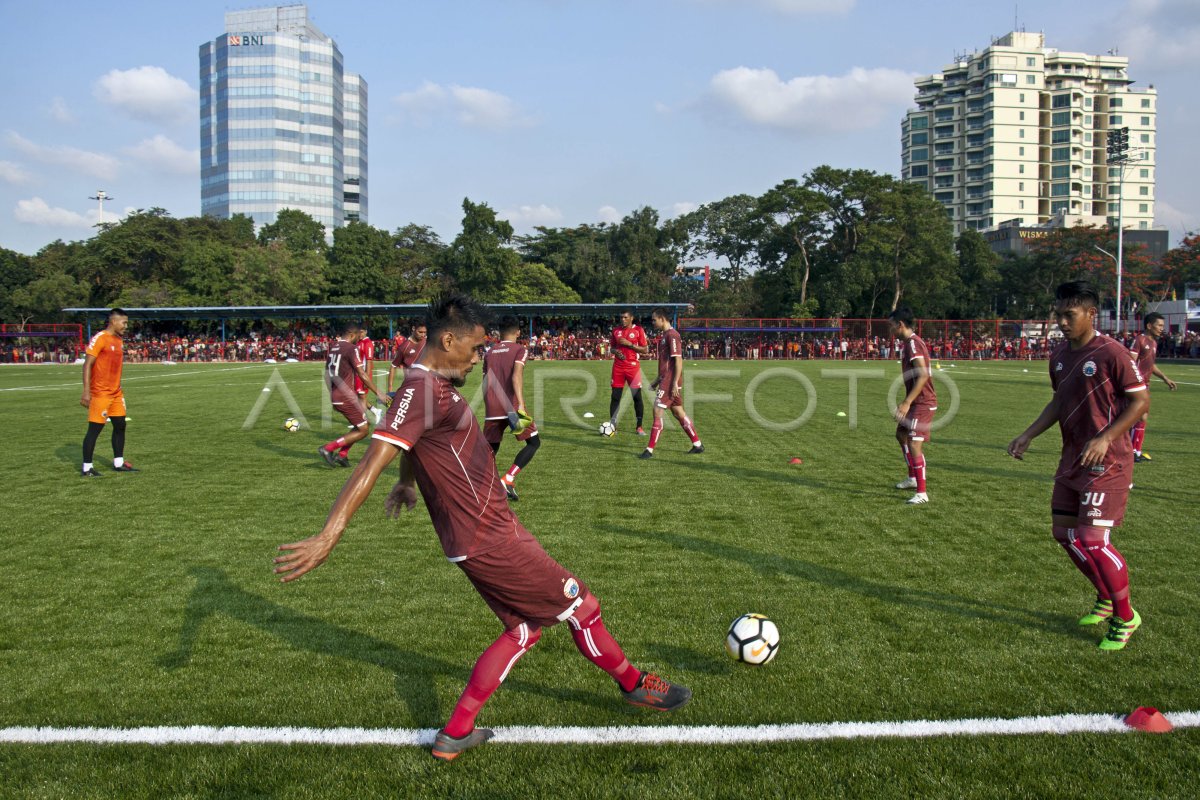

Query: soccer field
[2,359,1199,798]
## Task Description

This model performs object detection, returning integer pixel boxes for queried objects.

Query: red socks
[443,623,540,737]
[1075,526,1133,621]
[1130,421,1146,453]
[647,418,663,451]
[680,415,700,445]
[1053,525,1109,599]
[323,437,347,453]
[567,594,639,692]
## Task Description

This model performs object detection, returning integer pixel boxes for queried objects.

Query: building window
[1110,98,1123,108]
[911,148,929,161]
[1018,146,1025,156]
[1108,115,1122,125]
[1051,130,1070,143]
[1051,183,1071,197]
[1084,168,1092,179]
[1001,73,1018,85]
[1051,146,1071,161]
[1026,74,1036,84]
[1051,200,1069,214]
[1139,203,1149,213]
[1052,94,1071,108]
[911,164,928,177]
[911,116,929,129]
[911,132,928,145]
[1141,98,1151,108]
[1140,116,1150,126]
[1051,165,1070,178]
[1019,111,1025,120]
[1108,203,1119,212]
[1140,186,1149,195]
[1140,168,1149,178]
[1027,56,1037,66]
[1019,93,1025,102]
[1140,133,1150,143]
[1019,129,1025,138]
[1019,200,1025,209]
[1085,97,1093,107]
[1019,182,1024,191]
[1019,164,1025,173]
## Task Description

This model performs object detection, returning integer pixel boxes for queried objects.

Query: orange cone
[789,457,803,465]
[1124,706,1173,733]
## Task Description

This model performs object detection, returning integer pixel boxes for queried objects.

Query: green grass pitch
[2,359,1199,798]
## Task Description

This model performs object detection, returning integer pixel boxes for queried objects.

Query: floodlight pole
[89,190,111,226]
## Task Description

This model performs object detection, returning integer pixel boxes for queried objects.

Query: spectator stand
[0,323,83,364]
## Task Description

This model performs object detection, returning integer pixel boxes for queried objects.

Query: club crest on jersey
[1082,361,1097,377]
[562,578,580,599]
[1055,362,1063,372]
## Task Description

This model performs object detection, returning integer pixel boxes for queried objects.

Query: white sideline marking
[3,711,1197,746]
[0,364,264,392]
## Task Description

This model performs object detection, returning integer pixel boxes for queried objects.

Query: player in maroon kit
[483,316,539,501]
[275,295,691,761]
[1128,312,1177,463]
[639,308,703,459]
[609,310,649,435]
[1008,281,1149,650]
[388,323,426,393]
[888,308,936,505]
[319,322,384,467]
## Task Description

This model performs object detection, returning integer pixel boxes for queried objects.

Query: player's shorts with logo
[456,524,588,629]
[611,361,643,389]
[483,418,538,445]
[330,390,368,428]
[1052,464,1131,527]
[896,405,936,442]
[88,392,126,424]
[654,387,684,409]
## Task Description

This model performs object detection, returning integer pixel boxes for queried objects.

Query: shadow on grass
[158,566,618,724]
[601,524,1092,641]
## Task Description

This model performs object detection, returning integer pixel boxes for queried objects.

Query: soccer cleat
[895,477,918,490]
[1078,598,1114,626]
[431,727,494,761]
[687,444,704,454]
[1098,609,1142,651]
[636,426,647,436]
[906,492,929,505]
[333,455,351,468]
[504,481,518,502]
[621,672,692,711]
[1134,452,1152,463]
[318,447,339,468]
[112,463,139,472]
[638,449,654,459]
[81,468,102,478]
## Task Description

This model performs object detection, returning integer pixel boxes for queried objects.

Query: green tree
[229,244,327,305]
[676,195,762,285]
[441,199,519,301]
[328,221,395,303]
[257,209,327,255]
[518,224,621,302]
[755,179,827,310]
[0,247,35,319]
[9,273,90,321]
[1157,233,1200,301]
[954,229,1002,318]
[609,206,676,301]
[392,224,449,302]
[499,262,582,303]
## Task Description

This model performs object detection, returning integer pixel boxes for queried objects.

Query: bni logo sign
[228,34,265,46]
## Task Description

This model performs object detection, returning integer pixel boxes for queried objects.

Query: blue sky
[1,0,1197,256]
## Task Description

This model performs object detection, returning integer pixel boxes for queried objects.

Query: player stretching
[639,308,702,459]
[80,308,137,476]
[388,323,426,393]
[276,295,691,761]
[609,310,649,435]
[319,322,384,467]
[1128,312,1177,463]
[889,308,936,505]
[1008,281,1149,651]
[483,316,539,502]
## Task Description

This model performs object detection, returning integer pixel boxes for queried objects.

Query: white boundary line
[3,711,1197,746]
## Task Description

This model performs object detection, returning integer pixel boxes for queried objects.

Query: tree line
[2,165,1197,325]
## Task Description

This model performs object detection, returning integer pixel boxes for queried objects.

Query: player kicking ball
[276,296,691,762]
[1008,281,1149,650]
[638,307,702,459]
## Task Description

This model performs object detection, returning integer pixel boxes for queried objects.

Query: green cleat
[1078,598,1113,626]
[1098,609,1141,651]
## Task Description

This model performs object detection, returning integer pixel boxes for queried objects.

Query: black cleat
[638,449,654,459]
[318,447,339,467]
[112,463,139,472]
[431,728,494,761]
[81,468,102,478]
[687,444,705,454]
[334,455,351,468]
[504,482,519,502]
[621,672,692,711]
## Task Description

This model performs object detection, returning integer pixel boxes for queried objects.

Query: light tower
[89,190,112,226]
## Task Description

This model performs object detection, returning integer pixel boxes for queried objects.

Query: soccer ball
[725,613,780,665]
[283,417,301,433]
[598,421,616,437]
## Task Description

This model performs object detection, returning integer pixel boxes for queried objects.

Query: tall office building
[901,32,1155,235]
[199,4,367,231]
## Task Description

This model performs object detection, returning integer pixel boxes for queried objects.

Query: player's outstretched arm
[275,439,399,582]
[1153,366,1176,390]
[1008,396,1060,460]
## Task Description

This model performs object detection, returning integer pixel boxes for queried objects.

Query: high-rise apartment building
[901,32,1155,235]
[199,4,367,231]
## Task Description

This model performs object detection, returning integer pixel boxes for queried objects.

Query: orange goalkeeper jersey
[86,330,124,396]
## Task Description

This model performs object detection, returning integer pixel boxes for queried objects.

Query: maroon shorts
[1052,480,1130,527]
[331,392,367,428]
[896,406,936,442]
[611,362,643,389]
[654,387,683,409]
[456,526,588,629]
[483,418,538,445]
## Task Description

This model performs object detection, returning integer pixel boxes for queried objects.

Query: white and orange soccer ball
[598,421,616,437]
[725,613,780,665]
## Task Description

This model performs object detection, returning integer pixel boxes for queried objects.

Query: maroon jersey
[391,338,425,369]
[1049,334,1145,489]
[373,365,516,561]
[900,334,937,409]
[483,340,526,419]
[1129,333,1156,386]
[655,328,683,388]
[326,338,363,400]
[611,324,647,363]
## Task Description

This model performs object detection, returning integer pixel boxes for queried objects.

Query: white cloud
[597,205,621,224]
[14,197,134,228]
[499,204,563,227]
[48,97,75,124]
[0,161,32,184]
[123,135,199,175]
[707,66,916,134]
[1154,200,1199,238]
[670,202,699,218]
[392,81,533,129]
[1089,0,1200,68]
[5,131,119,180]
[689,0,855,14]
[94,66,197,125]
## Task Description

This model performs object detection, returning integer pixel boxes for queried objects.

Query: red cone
[789,457,803,465]
[1124,706,1173,733]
